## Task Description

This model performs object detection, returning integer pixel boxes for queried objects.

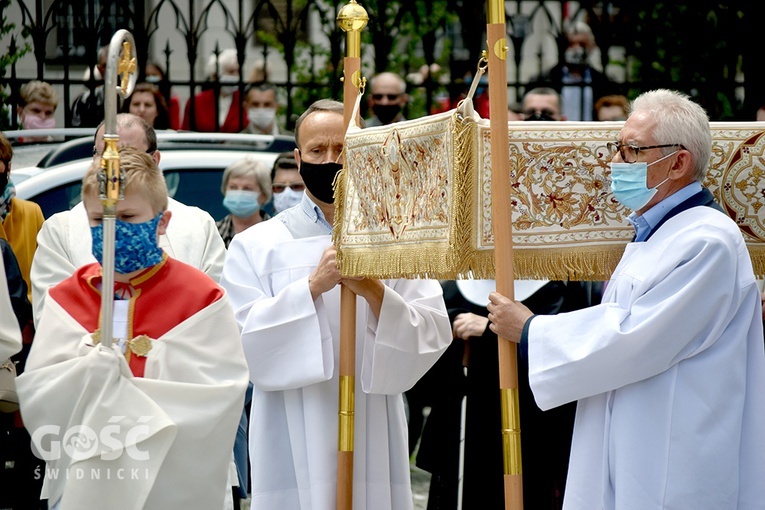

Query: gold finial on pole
[336,3,367,510]
[98,30,138,351]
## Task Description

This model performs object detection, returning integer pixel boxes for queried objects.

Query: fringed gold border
[335,110,488,280]
[748,245,765,278]
[464,244,625,281]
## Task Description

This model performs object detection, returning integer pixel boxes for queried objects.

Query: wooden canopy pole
[485,1,523,508]
[336,2,368,509]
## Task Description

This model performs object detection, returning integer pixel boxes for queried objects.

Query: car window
[163,168,227,221]
[32,182,83,219]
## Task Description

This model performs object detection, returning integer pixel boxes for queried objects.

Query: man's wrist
[520,314,536,345]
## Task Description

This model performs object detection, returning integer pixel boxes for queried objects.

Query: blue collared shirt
[276,192,333,239]
[627,181,702,242]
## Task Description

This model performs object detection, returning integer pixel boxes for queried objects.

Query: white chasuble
[17,292,249,510]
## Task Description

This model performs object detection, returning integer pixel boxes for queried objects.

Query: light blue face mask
[609,150,678,210]
[223,189,261,218]
[272,187,302,213]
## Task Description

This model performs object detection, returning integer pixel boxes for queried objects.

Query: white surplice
[0,255,21,360]
[30,198,226,324]
[527,207,765,510]
[16,291,249,510]
[221,217,452,510]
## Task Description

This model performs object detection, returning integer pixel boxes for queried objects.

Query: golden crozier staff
[98,30,138,350]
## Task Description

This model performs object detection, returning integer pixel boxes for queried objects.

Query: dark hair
[271,151,298,180]
[121,82,171,130]
[0,132,12,166]
[246,82,277,96]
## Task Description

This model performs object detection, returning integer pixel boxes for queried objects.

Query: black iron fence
[1,0,761,131]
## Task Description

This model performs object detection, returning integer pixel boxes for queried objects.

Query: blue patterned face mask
[91,213,164,274]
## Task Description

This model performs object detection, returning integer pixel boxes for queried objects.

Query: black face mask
[524,112,557,122]
[373,104,402,125]
[0,169,7,195]
[299,161,343,204]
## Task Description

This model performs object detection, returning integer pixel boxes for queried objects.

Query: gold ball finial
[337,0,369,33]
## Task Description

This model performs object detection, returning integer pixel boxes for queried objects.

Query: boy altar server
[17,147,249,510]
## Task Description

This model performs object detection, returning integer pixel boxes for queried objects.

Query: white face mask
[219,74,239,95]
[272,187,303,213]
[247,107,277,130]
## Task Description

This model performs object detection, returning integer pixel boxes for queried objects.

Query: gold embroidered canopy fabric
[334,114,765,280]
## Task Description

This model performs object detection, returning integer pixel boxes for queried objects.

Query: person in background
[366,72,408,126]
[523,87,564,121]
[595,94,630,121]
[121,82,172,130]
[216,157,272,248]
[17,81,58,142]
[0,239,38,510]
[145,61,181,129]
[508,101,524,121]
[527,21,619,121]
[417,90,601,509]
[246,59,269,84]
[182,49,246,133]
[268,152,304,216]
[71,45,108,127]
[0,132,44,302]
[241,83,288,135]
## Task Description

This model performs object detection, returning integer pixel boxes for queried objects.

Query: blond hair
[20,81,58,109]
[82,146,168,214]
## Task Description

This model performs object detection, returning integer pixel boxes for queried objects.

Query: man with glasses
[487,89,765,509]
[268,152,305,215]
[523,87,564,121]
[366,72,408,126]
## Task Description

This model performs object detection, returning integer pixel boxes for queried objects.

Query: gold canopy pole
[98,30,137,350]
[336,2,368,509]
[486,2,523,508]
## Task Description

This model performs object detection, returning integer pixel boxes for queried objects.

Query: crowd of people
[2,24,765,510]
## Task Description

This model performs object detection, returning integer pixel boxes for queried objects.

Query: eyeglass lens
[372,94,400,101]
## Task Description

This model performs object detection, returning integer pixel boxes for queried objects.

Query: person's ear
[669,150,693,180]
[294,147,301,168]
[157,209,172,236]
[152,149,161,165]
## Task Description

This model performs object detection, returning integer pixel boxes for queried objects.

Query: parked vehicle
[10,131,296,221]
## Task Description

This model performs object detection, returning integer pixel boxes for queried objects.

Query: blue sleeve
[519,314,536,361]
